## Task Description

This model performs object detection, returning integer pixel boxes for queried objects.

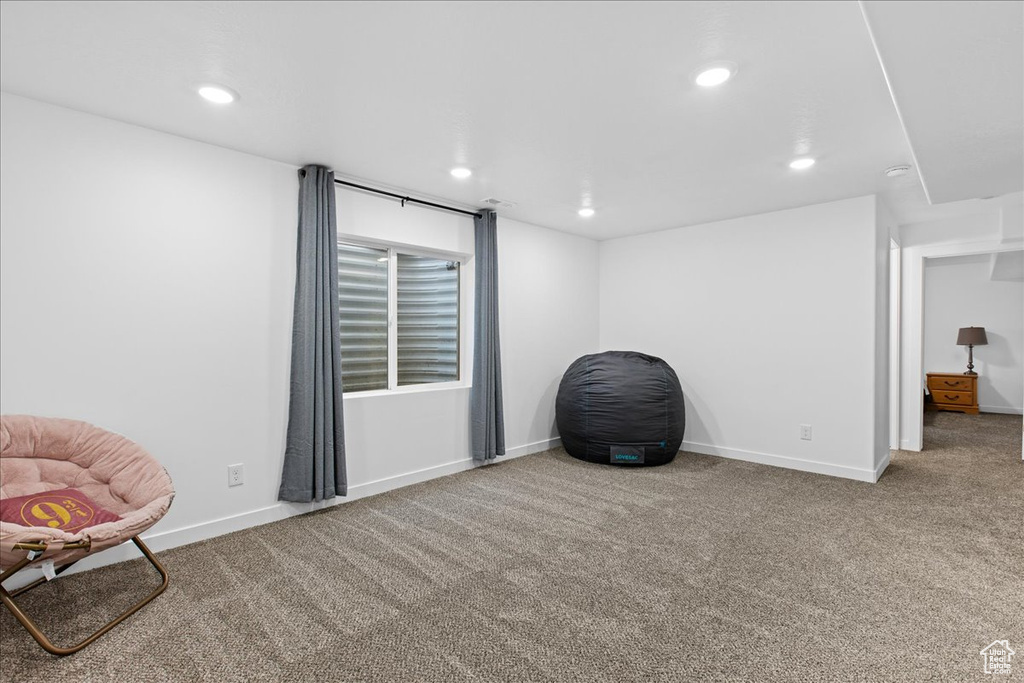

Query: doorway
[901,241,1024,451]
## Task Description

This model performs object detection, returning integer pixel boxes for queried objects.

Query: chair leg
[0,536,169,656]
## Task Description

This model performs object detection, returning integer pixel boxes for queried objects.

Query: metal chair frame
[0,536,168,656]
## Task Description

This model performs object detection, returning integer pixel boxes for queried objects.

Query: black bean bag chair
[555,351,685,466]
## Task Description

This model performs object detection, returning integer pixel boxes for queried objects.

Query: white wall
[599,196,888,482]
[0,94,600,574]
[900,211,1003,248]
[0,93,297,545]
[924,254,1024,413]
[1001,196,1023,243]
[499,218,600,448]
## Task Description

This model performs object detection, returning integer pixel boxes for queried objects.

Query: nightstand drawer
[927,376,974,392]
[926,372,979,414]
[932,390,973,405]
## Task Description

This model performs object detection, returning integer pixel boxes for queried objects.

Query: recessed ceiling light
[884,165,911,178]
[197,85,238,104]
[789,157,816,170]
[450,167,472,179]
[578,208,595,218]
[695,66,733,87]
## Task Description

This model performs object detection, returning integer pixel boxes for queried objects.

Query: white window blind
[337,243,389,392]
[397,254,459,385]
[337,242,461,393]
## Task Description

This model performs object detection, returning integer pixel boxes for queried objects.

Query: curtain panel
[279,165,347,501]
[472,210,506,461]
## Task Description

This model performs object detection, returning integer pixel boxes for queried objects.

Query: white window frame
[337,235,471,397]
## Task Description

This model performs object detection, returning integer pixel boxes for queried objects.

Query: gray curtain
[472,210,506,461]
[279,165,347,501]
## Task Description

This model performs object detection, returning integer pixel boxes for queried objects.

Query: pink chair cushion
[0,488,122,532]
[0,415,174,569]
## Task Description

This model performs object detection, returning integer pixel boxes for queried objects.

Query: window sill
[342,382,471,400]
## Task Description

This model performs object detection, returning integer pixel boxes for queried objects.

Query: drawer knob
[944,394,959,400]
[944,380,958,386]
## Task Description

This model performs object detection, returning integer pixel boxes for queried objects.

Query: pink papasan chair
[0,415,174,655]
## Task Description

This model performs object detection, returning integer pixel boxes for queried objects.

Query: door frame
[900,238,1022,450]
[889,238,901,449]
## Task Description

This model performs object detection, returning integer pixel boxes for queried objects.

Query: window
[337,241,461,393]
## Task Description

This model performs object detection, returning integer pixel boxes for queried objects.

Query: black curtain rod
[333,178,481,218]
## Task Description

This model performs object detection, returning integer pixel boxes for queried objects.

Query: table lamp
[956,326,988,375]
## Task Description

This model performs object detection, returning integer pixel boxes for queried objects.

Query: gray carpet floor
[1,411,1021,682]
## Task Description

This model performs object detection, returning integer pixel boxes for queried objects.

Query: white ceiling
[861,0,1023,205]
[1,1,1021,240]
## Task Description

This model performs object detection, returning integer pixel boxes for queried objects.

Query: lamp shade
[956,326,988,346]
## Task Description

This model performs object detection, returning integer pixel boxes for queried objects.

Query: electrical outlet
[800,425,812,441]
[228,464,244,487]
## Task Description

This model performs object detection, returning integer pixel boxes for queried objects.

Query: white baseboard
[873,450,892,483]
[979,405,1024,415]
[681,440,880,483]
[1,437,561,589]
[504,436,561,458]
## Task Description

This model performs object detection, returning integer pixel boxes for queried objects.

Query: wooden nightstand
[926,373,979,414]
